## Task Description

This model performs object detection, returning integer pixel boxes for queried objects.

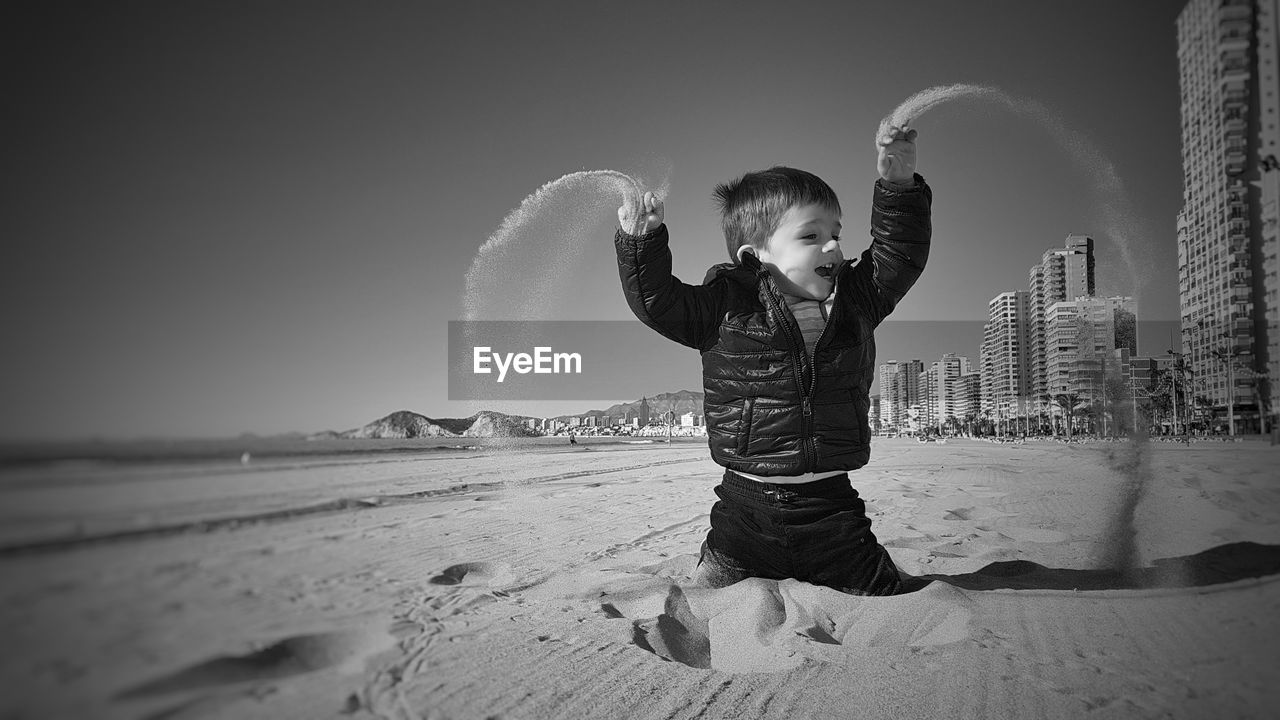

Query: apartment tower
[981,291,1031,419]
[1028,235,1096,400]
[1176,0,1280,430]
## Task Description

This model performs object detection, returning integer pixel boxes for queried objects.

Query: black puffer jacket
[615,176,931,475]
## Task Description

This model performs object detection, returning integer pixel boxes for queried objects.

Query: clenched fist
[877,125,918,185]
[618,191,664,236]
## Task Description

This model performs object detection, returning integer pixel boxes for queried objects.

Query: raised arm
[615,193,725,350]
[851,125,932,325]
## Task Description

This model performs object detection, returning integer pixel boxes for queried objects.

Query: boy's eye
[832,235,840,241]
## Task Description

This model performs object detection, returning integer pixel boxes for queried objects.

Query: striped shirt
[782,291,835,359]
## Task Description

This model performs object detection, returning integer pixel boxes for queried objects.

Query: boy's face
[755,203,844,300]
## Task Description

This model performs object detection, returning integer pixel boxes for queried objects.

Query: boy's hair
[712,166,842,263]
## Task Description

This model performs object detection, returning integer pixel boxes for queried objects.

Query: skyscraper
[981,291,1031,421]
[877,363,901,430]
[1028,235,1096,400]
[920,353,973,431]
[877,359,924,432]
[1177,0,1280,432]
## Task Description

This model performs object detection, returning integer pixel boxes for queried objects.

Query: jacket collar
[702,255,762,285]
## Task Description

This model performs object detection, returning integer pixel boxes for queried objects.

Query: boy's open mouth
[814,262,836,279]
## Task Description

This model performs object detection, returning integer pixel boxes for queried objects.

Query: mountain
[557,390,704,422]
[336,392,705,439]
[340,410,539,439]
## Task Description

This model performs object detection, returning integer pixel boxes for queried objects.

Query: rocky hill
[340,410,539,439]
[559,390,704,422]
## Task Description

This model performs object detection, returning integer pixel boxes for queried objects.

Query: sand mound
[626,577,974,674]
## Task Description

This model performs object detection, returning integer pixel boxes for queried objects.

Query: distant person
[568,431,577,445]
[614,125,929,596]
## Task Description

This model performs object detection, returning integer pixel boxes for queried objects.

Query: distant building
[920,353,973,431]
[878,364,900,429]
[957,372,982,422]
[1044,296,1137,404]
[878,359,923,431]
[637,397,651,426]
[917,366,934,429]
[981,291,1031,419]
[1028,235,1096,400]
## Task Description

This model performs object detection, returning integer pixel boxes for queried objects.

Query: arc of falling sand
[888,84,1151,576]
[457,169,658,433]
[463,169,654,323]
[883,83,1145,309]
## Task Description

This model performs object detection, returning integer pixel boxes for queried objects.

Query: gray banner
[448,320,1182,401]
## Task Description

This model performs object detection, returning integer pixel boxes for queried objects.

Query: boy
[614,126,929,596]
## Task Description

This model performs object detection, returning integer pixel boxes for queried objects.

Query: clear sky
[3,0,1188,440]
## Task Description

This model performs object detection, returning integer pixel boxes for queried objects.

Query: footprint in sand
[115,625,395,700]
[630,585,712,669]
[995,527,1069,544]
[943,507,1008,522]
[428,562,514,586]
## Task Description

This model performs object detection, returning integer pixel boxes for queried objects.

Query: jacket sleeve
[850,173,932,326]
[615,224,724,350]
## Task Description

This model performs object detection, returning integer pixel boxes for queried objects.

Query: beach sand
[2,438,1278,719]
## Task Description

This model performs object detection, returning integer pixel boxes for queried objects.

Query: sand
[2,438,1278,719]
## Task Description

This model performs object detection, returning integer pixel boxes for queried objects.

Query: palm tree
[1053,393,1083,441]
[1147,366,1177,435]
[1038,393,1056,437]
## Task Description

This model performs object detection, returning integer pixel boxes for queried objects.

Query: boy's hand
[877,124,918,185]
[618,191,664,236]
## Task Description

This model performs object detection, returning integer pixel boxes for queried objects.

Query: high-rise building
[957,372,982,424]
[1044,296,1138,404]
[877,359,924,432]
[980,291,1031,419]
[878,364,901,430]
[919,353,972,431]
[1177,0,1280,432]
[1028,235,1096,399]
[901,359,924,428]
[917,366,935,429]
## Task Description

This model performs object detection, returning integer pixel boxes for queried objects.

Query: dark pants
[694,469,903,596]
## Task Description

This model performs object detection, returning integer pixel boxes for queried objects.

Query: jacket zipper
[757,262,845,472]
[756,268,809,467]
[803,263,844,468]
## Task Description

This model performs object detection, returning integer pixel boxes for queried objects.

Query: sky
[2,0,1190,440]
